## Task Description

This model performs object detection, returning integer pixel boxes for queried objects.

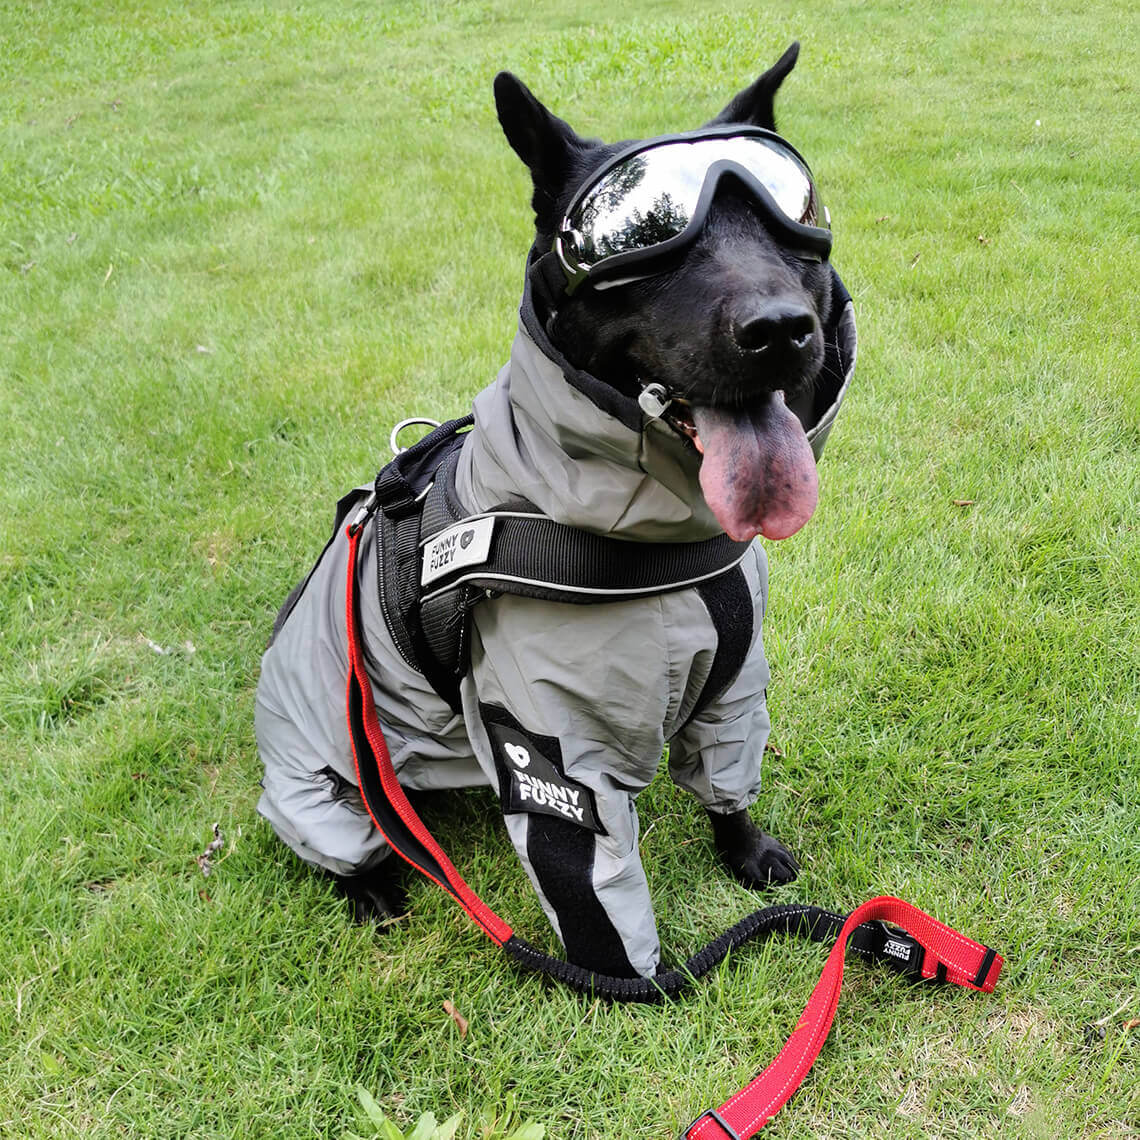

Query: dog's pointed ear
[495,72,582,229]
[708,41,800,130]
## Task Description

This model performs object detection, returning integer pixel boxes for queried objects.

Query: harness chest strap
[342,518,1003,1136]
[372,417,755,712]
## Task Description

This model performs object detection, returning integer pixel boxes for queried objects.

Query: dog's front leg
[668,546,798,888]
[672,711,800,890]
[477,702,661,978]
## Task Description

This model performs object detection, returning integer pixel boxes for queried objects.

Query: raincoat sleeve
[462,592,680,978]
[667,543,771,814]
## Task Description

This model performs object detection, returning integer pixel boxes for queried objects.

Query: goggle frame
[555,125,832,294]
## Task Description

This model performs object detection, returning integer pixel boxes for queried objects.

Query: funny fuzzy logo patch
[420,516,495,587]
[484,717,604,834]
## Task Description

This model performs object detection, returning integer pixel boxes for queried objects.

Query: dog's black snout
[731,301,817,355]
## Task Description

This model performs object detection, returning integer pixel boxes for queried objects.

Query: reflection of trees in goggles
[569,138,819,267]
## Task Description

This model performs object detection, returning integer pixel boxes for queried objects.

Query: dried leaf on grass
[442,999,469,1037]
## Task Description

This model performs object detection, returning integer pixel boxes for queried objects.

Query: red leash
[342,516,1003,1137]
[682,894,1001,1139]
[343,516,513,948]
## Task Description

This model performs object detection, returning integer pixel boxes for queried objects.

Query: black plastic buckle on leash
[840,918,953,984]
[858,920,975,986]
[679,1109,739,1140]
[861,920,928,977]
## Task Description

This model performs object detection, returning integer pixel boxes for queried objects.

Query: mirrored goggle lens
[566,136,821,266]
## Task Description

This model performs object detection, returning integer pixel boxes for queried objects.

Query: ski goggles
[555,126,831,294]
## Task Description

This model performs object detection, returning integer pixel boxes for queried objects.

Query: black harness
[365,414,754,712]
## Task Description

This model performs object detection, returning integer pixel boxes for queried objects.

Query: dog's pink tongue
[693,393,819,541]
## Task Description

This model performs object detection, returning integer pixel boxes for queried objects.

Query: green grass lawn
[2,0,1137,1136]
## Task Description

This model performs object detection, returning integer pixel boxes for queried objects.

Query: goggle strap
[528,247,572,307]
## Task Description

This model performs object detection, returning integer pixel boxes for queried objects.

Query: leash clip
[347,491,378,537]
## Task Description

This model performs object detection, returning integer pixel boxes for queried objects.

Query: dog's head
[494,44,836,541]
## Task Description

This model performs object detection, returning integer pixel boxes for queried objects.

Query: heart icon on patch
[504,742,531,769]
[459,529,475,550]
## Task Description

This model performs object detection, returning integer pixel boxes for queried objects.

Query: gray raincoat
[256,275,856,978]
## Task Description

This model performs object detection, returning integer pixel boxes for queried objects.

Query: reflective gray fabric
[255,292,854,976]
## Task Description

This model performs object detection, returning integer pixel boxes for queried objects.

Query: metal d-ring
[389,417,442,457]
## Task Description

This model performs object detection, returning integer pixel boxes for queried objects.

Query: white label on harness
[421,516,495,587]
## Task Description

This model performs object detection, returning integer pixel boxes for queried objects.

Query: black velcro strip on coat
[479,703,632,977]
[525,815,637,978]
[687,566,754,724]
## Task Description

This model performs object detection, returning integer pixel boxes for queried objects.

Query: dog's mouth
[683,394,819,542]
[660,399,700,444]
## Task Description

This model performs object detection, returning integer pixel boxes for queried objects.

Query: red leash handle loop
[684,896,1003,1139]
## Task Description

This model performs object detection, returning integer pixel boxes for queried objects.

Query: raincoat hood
[454,267,856,543]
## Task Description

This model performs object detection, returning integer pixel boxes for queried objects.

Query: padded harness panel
[371,416,755,712]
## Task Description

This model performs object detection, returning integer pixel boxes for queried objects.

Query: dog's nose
[731,301,817,355]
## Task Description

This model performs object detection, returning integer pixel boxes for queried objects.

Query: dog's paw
[331,868,408,927]
[726,832,800,887]
[706,808,799,888]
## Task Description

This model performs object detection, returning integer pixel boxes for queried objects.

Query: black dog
[497,47,831,442]
[490,45,826,880]
[257,42,856,977]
